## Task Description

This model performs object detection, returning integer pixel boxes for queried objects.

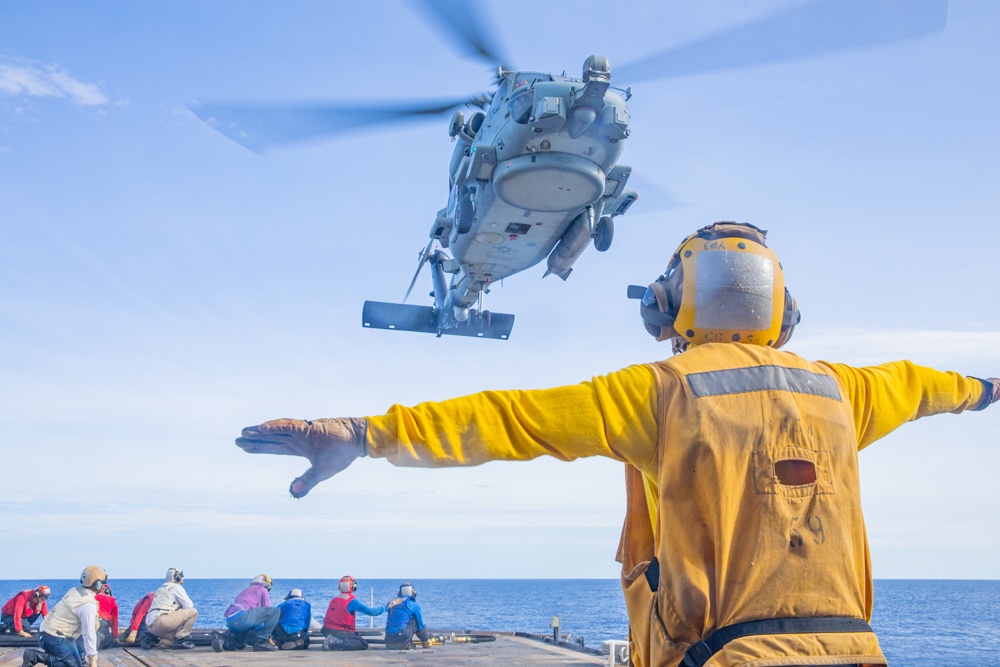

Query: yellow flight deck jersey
[366,343,987,667]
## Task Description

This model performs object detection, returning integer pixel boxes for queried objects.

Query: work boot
[211,631,225,653]
[139,632,159,650]
[21,648,50,666]
[323,635,342,651]
[172,640,196,650]
[281,636,305,650]
[253,641,277,652]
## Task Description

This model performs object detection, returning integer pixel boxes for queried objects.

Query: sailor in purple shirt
[212,575,280,652]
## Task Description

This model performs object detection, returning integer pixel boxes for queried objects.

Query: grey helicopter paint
[189,0,948,340]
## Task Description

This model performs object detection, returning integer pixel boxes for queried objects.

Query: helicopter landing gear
[469,308,492,330]
[593,215,614,252]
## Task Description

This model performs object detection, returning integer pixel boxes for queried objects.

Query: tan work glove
[126,630,137,643]
[17,630,31,638]
[236,418,367,498]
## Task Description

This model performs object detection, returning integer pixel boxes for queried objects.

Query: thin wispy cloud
[0,57,109,106]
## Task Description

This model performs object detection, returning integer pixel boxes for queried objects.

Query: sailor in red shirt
[122,592,155,644]
[0,586,50,637]
[94,584,119,649]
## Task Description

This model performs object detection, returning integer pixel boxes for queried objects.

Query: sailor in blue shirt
[384,583,430,649]
[273,589,312,650]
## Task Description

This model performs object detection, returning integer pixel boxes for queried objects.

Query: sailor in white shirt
[143,568,198,650]
[23,566,107,667]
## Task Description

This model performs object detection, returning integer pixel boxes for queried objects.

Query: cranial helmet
[286,588,305,600]
[252,574,273,591]
[628,222,800,349]
[166,567,184,584]
[339,576,357,594]
[35,586,50,600]
[398,583,416,599]
[80,566,108,591]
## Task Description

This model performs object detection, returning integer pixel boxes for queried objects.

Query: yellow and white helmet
[252,574,273,591]
[80,566,108,591]
[628,222,800,349]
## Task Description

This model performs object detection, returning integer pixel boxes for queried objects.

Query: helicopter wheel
[594,216,614,252]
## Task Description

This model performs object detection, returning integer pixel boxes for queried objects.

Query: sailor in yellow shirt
[237,222,998,667]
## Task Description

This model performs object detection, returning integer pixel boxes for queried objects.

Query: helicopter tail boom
[362,301,514,340]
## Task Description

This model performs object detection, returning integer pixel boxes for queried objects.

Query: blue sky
[1,1,997,581]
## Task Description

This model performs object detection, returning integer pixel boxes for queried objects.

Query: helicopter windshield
[508,73,548,124]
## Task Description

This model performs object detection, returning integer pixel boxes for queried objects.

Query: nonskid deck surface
[0,634,606,666]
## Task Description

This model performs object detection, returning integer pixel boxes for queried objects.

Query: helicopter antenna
[403,238,436,303]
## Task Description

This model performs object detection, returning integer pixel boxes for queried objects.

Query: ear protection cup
[773,289,801,349]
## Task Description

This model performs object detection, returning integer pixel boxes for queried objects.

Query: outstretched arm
[819,360,997,449]
[236,364,658,497]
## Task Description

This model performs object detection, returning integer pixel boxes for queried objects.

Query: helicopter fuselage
[427,57,638,325]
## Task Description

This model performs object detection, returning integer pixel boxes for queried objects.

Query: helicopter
[190,0,947,340]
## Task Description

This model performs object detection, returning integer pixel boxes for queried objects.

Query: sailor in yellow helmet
[236,222,998,667]
[24,566,107,667]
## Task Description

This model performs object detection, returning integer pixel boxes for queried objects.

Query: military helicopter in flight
[190,0,947,340]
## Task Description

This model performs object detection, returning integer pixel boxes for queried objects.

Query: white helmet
[285,588,304,600]
[398,582,416,599]
[252,574,273,591]
[166,567,184,583]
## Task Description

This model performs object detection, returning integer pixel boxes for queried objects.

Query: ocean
[2,579,997,665]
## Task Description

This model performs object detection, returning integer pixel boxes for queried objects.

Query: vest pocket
[753,447,832,498]
[622,560,686,667]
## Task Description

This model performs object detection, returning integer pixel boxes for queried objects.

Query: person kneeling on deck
[142,568,197,650]
[321,576,385,651]
[1,585,49,637]
[23,566,106,667]
[212,574,279,652]
[273,588,311,650]
[92,585,118,650]
[236,221,1000,667]
[384,583,430,650]
[119,590,154,646]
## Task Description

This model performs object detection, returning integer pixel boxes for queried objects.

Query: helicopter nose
[566,106,597,139]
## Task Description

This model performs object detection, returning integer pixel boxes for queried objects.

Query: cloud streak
[0,57,108,106]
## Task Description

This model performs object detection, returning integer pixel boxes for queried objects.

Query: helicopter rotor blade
[403,238,436,304]
[616,0,948,84]
[412,0,511,68]
[188,95,488,153]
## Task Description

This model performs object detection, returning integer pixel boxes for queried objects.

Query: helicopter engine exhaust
[544,209,592,281]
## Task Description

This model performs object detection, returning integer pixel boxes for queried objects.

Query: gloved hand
[236,417,367,498]
[87,655,98,667]
[987,378,1000,406]
[126,630,137,643]
[17,630,31,638]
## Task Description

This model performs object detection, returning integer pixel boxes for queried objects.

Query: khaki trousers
[148,608,198,647]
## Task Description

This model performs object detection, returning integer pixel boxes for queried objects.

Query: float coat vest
[146,583,181,624]
[40,587,98,639]
[618,343,885,667]
[323,593,356,632]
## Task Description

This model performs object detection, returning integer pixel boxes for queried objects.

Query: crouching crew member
[212,574,279,652]
[0,585,49,637]
[93,585,118,649]
[143,568,197,650]
[274,588,311,650]
[321,576,385,651]
[121,591,154,645]
[384,583,430,650]
[23,566,107,667]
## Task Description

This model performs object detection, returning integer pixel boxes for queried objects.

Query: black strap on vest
[681,616,873,667]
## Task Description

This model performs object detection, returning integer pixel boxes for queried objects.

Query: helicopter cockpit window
[509,82,534,124]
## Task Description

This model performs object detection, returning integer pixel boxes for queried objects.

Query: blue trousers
[40,632,83,667]
[226,607,280,647]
